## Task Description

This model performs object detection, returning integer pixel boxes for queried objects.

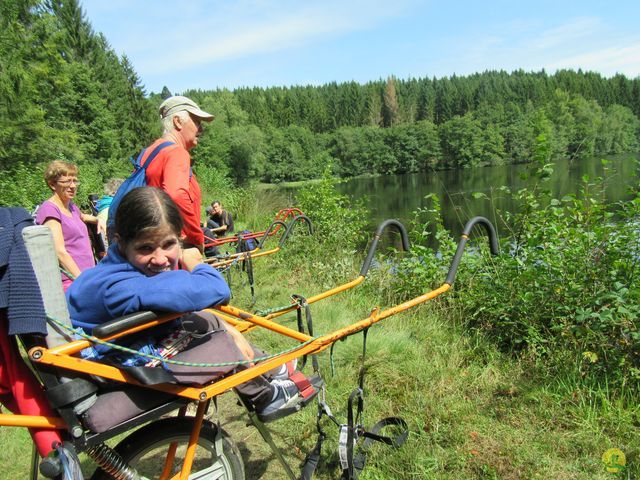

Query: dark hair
[115,187,183,244]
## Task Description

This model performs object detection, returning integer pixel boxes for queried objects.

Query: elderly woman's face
[51,174,79,202]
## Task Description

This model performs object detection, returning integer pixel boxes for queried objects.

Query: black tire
[91,417,245,479]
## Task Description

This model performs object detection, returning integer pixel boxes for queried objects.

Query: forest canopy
[1,0,639,208]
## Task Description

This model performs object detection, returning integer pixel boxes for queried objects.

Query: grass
[221,242,639,479]
[1,231,638,479]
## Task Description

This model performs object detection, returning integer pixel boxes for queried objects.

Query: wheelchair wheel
[91,416,245,479]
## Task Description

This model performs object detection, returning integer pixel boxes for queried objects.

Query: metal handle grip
[257,220,288,249]
[360,219,410,277]
[280,215,314,247]
[445,216,499,286]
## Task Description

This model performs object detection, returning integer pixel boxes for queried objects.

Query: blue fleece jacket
[66,244,230,332]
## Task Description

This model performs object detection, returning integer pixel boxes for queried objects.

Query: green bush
[295,169,368,251]
[389,162,640,395]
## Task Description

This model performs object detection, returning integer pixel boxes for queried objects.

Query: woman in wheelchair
[66,186,319,422]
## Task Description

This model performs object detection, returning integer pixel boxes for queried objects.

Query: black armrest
[92,311,161,339]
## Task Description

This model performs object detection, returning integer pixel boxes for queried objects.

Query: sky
[81,0,640,95]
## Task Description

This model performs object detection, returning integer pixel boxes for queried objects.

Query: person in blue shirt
[66,186,319,422]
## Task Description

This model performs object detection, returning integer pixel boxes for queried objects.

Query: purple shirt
[36,200,95,291]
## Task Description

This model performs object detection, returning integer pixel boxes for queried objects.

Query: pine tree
[161,86,172,99]
[382,76,399,128]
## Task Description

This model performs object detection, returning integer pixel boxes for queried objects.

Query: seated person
[66,186,317,422]
[202,225,221,258]
[94,178,124,227]
[206,201,234,236]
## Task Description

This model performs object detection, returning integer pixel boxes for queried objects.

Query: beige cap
[159,95,214,121]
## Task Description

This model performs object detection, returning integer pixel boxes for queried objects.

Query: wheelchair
[1,215,499,479]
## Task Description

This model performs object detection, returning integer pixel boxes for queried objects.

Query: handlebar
[360,219,410,277]
[445,216,499,286]
[279,215,314,247]
[257,220,288,249]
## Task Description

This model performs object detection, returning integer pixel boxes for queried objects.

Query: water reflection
[336,154,640,234]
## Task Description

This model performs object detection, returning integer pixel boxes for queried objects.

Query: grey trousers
[168,311,275,410]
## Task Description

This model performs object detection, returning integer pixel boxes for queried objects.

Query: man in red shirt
[139,96,214,251]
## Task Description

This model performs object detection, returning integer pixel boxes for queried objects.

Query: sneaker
[257,375,323,423]
[271,358,298,381]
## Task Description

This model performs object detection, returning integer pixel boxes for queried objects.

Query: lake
[334,153,640,235]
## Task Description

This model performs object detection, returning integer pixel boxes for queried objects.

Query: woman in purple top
[36,160,102,291]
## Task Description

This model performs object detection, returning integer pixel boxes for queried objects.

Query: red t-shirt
[139,138,203,246]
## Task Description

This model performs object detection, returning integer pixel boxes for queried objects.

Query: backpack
[106,141,173,241]
[238,230,257,252]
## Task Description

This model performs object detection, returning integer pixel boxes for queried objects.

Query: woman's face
[120,224,181,276]
[51,174,79,203]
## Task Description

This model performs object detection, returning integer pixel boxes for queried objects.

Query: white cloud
[530,16,601,50]
[546,42,640,77]
[133,0,414,75]
[446,16,640,78]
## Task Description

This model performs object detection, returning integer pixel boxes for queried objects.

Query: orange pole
[160,443,178,480]
[31,281,452,404]
[0,413,67,429]
[45,313,183,356]
[215,305,312,341]
[207,309,254,332]
[315,284,451,345]
[160,407,187,480]
[193,283,453,398]
[208,247,280,268]
[175,401,208,480]
[159,406,188,480]
[216,275,366,325]
[265,276,366,320]
[205,246,263,265]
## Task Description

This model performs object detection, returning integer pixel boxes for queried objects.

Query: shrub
[295,169,368,251]
[389,161,640,395]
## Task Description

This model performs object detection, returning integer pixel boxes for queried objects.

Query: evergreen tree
[160,86,172,99]
[382,76,400,127]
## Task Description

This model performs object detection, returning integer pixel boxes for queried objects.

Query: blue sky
[81,0,640,95]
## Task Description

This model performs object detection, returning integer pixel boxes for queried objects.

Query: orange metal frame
[2,280,453,479]
[204,214,311,268]
[204,207,304,248]
[1,217,498,480]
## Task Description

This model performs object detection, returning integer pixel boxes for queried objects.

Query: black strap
[301,327,407,480]
[342,388,364,479]
[351,417,409,477]
[300,400,339,480]
[358,328,368,392]
[244,250,255,306]
[292,294,319,373]
[235,235,256,306]
[45,377,98,409]
[121,365,177,385]
[300,434,324,480]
